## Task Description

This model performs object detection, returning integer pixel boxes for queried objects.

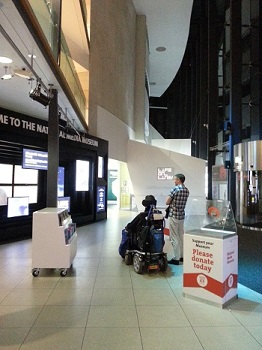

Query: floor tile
[245,326,262,346]
[33,305,89,328]
[131,273,172,289]
[16,275,59,289]
[54,276,96,289]
[228,300,262,326]
[0,288,13,303]
[0,328,30,350]
[20,327,85,350]
[136,305,190,327]
[96,263,131,276]
[0,305,42,327]
[91,288,135,305]
[46,288,93,305]
[82,327,142,350]
[140,327,203,350]
[1,288,53,306]
[94,275,132,288]
[134,287,179,305]
[182,303,241,326]
[194,326,262,350]
[87,305,138,327]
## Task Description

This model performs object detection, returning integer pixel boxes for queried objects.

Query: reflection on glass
[185,198,237,234]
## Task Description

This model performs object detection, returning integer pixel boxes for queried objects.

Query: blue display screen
[97,186,105,212]
[22,148,48,170]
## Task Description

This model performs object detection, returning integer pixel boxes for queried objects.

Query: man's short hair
[175,173,185,183]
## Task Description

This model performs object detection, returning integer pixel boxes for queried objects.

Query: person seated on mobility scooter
[118,195,157,259]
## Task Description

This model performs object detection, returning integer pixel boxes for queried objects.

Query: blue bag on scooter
[118,228,129,258]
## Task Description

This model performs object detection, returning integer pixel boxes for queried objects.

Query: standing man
[166,173,189,265]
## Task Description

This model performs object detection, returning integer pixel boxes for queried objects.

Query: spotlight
[29,83,52,107]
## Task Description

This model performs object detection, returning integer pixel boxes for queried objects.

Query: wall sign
[97,186,106,212]
[157,167,173,180]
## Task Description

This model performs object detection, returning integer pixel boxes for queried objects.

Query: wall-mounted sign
[22,149,48,170]
[97,186,106,212]
[157,167,173,180]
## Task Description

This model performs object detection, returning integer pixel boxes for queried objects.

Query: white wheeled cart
[32,207,77,277]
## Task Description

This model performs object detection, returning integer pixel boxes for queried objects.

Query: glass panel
[185,198,237,235]
[28,0,60,58]
[235,170,262,227]
[59,38,86,115]
[28,0,86,119]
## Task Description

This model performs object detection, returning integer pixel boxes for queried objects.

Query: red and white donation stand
[183,199,238,308]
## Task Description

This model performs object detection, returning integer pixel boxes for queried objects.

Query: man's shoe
[180,258,183,262]
[168,259,180,265]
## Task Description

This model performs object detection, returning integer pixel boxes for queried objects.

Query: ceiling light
[28,54,36,59]
[1,66,13,80]
[156,46,166,52]
[0,56,12,64]
[14,68,33,79]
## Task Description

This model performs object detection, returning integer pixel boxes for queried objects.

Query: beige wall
[127,140,206,211]
[89,0,138,135]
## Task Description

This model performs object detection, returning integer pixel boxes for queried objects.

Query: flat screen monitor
[97,186,106,212]
[58,166,65,197]
[98,156,104,178]
[75,160,89,191]
[22,148,48,170]
[7,196,29,218]
[14,186,38,204]
[14,165,38,184]
[0,186,12,206]
[0,163,13,183]
[57,197,70,212]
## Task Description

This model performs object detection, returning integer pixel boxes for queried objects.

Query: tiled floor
[0,206,262,350]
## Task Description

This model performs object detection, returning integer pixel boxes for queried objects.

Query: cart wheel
[60,269,67,277]
[32,268,40,277]
[133,254,143,274]
[159,256,168,272]
[125,252,133,265]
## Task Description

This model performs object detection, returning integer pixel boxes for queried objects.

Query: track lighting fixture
[1,66,13,80]
[29,82,52,107]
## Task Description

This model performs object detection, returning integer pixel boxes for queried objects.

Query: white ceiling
[0,0,193,132]
[132,0,194,97]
